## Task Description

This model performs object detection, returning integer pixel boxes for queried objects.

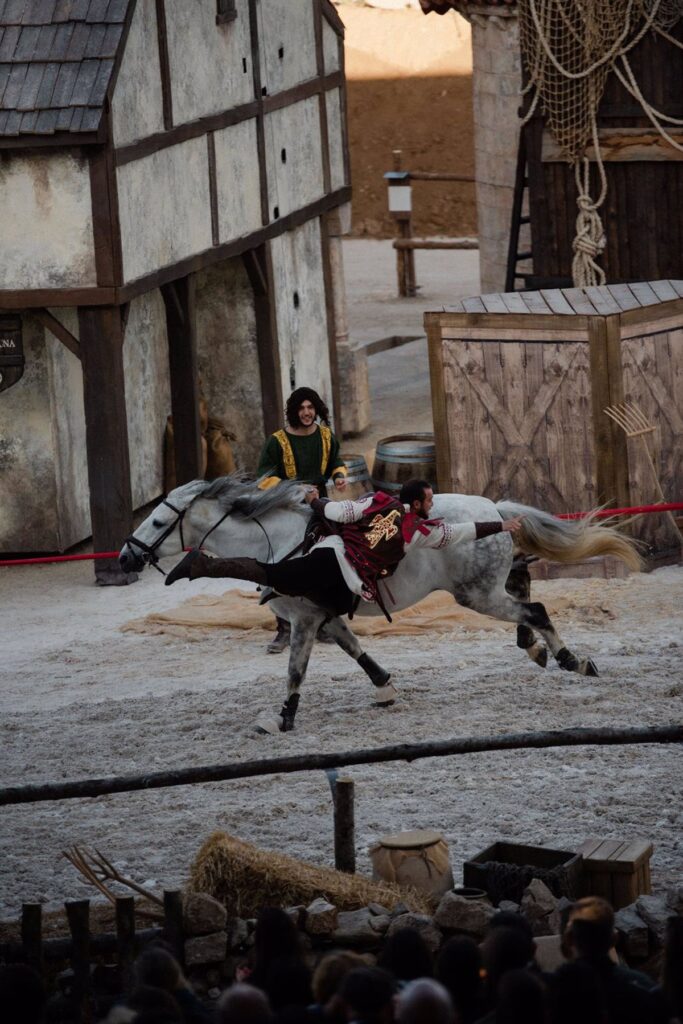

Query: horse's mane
[194,475,310,519]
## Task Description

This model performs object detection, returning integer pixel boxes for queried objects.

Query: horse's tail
[495,501,643,571]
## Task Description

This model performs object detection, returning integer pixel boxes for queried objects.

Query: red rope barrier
[1,503,681,567]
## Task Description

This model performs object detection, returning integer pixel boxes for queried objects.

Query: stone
[434,891,495,939]
[666,886,683,914]
[184,931,227,966]
[391,901,410,918]
[635,895,671,948]
[387,913,442,955]
[368,902,391,917]
[520,879,560,937]
[208,988,221,1001]
[498,900,521,914]
[332,908,379,948]
[182,892,228,937]
[615,905,650,960]
[226,917,249,951]
[305,898,338,936]
[369,914,391,935]
[286,905,307,929]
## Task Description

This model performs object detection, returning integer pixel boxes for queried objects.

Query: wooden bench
[578,838,653,909]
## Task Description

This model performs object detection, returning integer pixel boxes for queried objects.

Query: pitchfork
[604,402,681,542]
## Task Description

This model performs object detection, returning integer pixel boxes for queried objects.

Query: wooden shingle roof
[0,0,131,139]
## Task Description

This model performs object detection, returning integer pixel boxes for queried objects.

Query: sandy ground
[1,555,682,921]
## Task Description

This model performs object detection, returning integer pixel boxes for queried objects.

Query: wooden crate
[578,837,653,910]
[463,841,583,906]
[425,282,683,556]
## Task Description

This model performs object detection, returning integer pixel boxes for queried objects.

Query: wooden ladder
[505,130,532,293]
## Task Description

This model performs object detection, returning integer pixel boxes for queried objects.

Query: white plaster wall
[0,152,96,289]
[195,258,264,472]
[214,119,263,242]
[265,97,324,221]
[323,16,341,74]
[123,290,171,508]
[325,88,346,192]
[117,137,213,283]
[471,13,525,293]
[269,219,333,418]
[259,0,317,95]
[111,0,165,148]
[0,317,60,552]
[45,309,90,550]
[165,0,254,125]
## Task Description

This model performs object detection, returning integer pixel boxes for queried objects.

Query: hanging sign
[0,315,24,393]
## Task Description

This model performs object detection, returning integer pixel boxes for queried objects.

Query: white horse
[119,477,640,733]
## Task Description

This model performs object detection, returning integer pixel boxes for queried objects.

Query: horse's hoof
[535,645,548,669]
[255,714,284,736]
[374,683,398,706]
[581,658,599,677]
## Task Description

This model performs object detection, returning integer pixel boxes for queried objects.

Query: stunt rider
[165,479,523,619]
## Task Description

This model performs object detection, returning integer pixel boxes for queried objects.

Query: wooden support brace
[65,900,91,1022]
[161,276,204,486]
[35,308,81,360]
[116,896,136,990]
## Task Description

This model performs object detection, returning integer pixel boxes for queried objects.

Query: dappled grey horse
[119,477,640,733]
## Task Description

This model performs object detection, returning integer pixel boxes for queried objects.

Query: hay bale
[188,832,431,918]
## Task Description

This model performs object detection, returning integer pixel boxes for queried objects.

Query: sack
[205,417,236,479]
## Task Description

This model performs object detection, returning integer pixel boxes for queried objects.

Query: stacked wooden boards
[425,281,683,556]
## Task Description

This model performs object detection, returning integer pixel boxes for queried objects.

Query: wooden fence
[425,282,683,555]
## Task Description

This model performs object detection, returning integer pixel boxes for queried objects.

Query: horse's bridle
[124,499,187,575]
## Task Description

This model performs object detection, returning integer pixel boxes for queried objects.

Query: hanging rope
[518,0,683,286]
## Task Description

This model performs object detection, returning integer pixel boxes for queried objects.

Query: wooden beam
[161,276,204,485]
[243,245,284,435]
[543,128,683,163]
[314,0,331,194]
[34,308,81,360]
[588,313,630,507]
[426,322,453,492]
[249,0,269,226]
[320,213,341,434]
[333,777,356,874]
[78,305,135,585]
[207,131,219,246]
[115,100,259,166]
[155,0,173,131]
[2,725,682,806]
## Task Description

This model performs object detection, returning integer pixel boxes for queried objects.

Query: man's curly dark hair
[285,387,330,428]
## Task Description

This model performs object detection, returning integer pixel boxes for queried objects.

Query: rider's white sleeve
[408,521,477,550]
[321,495,373,524]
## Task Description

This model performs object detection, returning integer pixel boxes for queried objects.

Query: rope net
[518,0,683,286]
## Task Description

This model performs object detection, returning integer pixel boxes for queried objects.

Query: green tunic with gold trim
[257,424,346,489]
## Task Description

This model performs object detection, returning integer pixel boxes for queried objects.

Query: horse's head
[119,480,207,574]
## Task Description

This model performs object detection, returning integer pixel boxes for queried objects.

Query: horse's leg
[256,607,323,734]
[321,616,398,706]
[453,584,598,677]
[504,556,548,669]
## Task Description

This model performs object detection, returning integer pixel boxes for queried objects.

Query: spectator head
[0,964,46,1024]
[217,983,273,1024]
[495,969,547,1024]
[125,984,183,1022]
[312,951,366,1006]
[254,907,301,964]
[435,935,483,1017]
[564,897,615,960]
[481,925,535,1003]
[549,961,607,1024]
[132,946,183,992]
[662,915,683,1020]
[265,957,312,1012]
[378,926,434,982]
[339,967,395,1024]
[285,387,330,428]
[489,911,534,942]
[395,978,454,1024]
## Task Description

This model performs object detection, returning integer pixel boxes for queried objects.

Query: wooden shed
[426,281,683,557]
[0,0,352,582]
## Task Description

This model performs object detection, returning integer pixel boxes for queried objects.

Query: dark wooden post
[588,313,630,507]
[115,896,136,991]
[65,899,91,1022]
[320,213,343,436]
[161,276,204,486]
[243,245,284,435]
[21,902,43,972]
[333,777,356,873]
[78,306,135,586]
[163,889,185,967]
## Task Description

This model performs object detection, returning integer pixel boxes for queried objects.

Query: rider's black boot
[166,551,268,586]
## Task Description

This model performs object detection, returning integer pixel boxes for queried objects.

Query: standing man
[257,386,347,652]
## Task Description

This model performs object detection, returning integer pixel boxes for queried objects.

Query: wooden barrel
[369,829,454,899]
[326,454,373,500]
[371,433,437,496]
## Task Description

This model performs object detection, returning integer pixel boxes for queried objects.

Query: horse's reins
[124,499,188,575]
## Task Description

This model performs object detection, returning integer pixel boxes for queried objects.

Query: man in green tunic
[257,386,347,492]
[257,387,347,652]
